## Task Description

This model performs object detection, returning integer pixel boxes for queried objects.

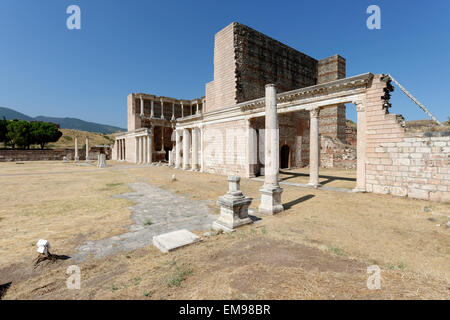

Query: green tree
[0,117,7,145]
[30,121,62,149]
[5,120,32,149]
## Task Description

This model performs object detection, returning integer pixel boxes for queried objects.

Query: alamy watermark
[66,265,81,290]
[366,265,381,290]
[66,5,81,30]
[366,5,381,30]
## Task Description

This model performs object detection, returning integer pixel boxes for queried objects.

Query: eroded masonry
[112,22,449,202]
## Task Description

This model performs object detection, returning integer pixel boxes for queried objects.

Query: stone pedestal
[63,156,68,163]
[98,154,106,168]
[212,176,253,232]
[258,184,284,215]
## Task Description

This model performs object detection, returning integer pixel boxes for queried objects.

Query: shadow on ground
[279,170,356,185]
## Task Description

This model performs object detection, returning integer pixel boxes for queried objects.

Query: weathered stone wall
[0,149,100,162]
[317,55,346,84]
[202,119,249,176]
[320,136,356,169]
[127,93,141,131]
[234,23,318,103]
[207,23,237,112]
[365,75,450,202]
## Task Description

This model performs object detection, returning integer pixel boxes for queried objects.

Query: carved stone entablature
[239,73,373,113]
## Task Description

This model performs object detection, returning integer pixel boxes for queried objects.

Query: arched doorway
[280,144,290,169]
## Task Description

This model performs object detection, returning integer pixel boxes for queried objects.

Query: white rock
[36,239,50,254]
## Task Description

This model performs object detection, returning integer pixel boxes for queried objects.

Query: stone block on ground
[153,229,201,253]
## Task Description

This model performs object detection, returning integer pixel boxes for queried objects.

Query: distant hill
[0,107,125,134]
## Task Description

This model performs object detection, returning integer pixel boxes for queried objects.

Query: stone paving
[71,182,216,262]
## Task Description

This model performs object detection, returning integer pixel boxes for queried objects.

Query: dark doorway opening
[164,147,171,161]
[280,144,290,169]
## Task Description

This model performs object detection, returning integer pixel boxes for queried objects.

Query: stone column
[161,127,165,152]
[150,100,154,118]
[121,139,125,161]
[140,96,144,117]
[116,140,120,160]
[258,84,283,215]
[171,103,175,121]
[181,102,184,118]
[85,137,90,161]
[247,119,257,178]
[98,153,106,168]
[175,130,181,169]
[354,101,366,192]
[196,102,199,114]
[135,137,140,164]
[182,128,191,170]
[200,126,204,172]
[160,99,164,119]
[140,137,145,163]
[74,137,79,162]
[308,108,320,187]
[191,127,199,171]
[143,136,148,163]
[147,128,153,164]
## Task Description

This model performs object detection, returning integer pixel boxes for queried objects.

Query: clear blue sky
[0,0,448,128]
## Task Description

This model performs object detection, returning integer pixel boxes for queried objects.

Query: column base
[74,157,79,163]
[352,187,366,193]
[307,183,321,189]
[258,184,284,215]
[212,218,252,233]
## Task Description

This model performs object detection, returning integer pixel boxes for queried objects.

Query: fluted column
[148,128,153,164]
[175,130,181,168]
[308,108,320,187]
[135,137,139,164]
[140,137,144,163]
[144,136,148,163]
[354,101,367,192]
[160,99,164,119]
[200,126,204,172]
[182,128,191,170]
[258,84,283,215]
[191,127,199,171]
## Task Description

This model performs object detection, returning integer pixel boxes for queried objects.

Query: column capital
[354,100,365,112]
[310,108,320,118]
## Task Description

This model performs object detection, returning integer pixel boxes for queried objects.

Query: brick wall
[365,75,450,202]
[234,23,318,103]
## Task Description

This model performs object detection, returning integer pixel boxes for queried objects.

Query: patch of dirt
[215,238,366,273]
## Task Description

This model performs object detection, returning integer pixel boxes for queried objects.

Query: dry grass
[405,120,450,132]
[0,161,449,300]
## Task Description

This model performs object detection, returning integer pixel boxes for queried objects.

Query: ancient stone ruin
[111,22,449,202]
